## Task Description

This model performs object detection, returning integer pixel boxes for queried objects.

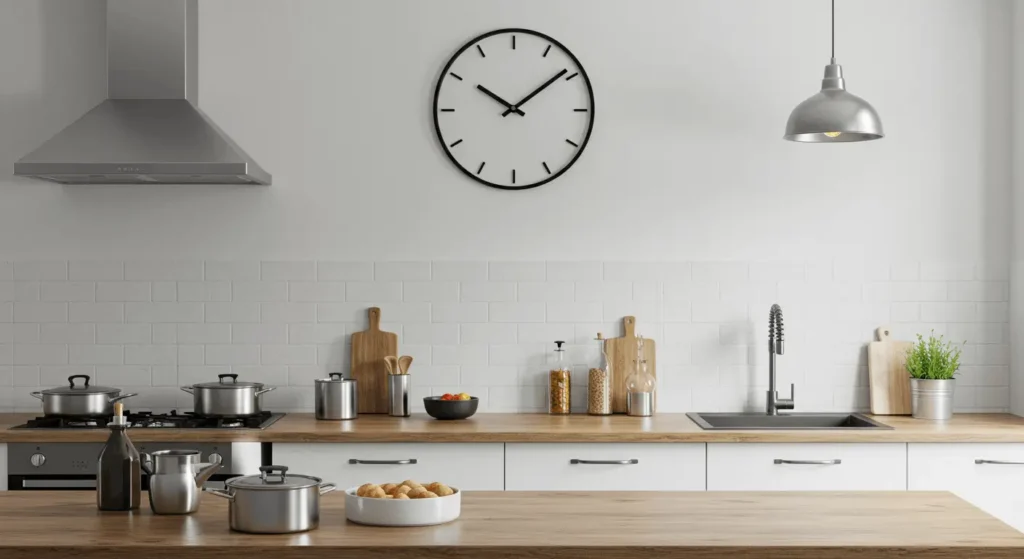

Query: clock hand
[476,85,526,116]
[502,69,569,117]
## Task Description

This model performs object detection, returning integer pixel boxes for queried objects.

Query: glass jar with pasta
[548,341,571,415]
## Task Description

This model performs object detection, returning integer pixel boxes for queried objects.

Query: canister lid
[226,465,321,490]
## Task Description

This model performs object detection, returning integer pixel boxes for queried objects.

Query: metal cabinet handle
[774,459,842,465]
[975,459,1024,465]
[570,459,639,465]
[348,459,417,465]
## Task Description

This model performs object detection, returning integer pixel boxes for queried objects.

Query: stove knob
[208,452,223,465]
[29,453,46,468]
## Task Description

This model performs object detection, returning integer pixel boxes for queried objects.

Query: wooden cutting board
[604,316,657,414]
[350,307,397,414]
[868,325,914,415]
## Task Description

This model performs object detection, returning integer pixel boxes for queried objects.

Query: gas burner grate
[11,411,284,430]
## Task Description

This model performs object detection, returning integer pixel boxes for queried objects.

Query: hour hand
[476,85,525,116]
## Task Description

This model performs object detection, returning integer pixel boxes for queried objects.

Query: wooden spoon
[384,356,398,375]
[398,355,414,375]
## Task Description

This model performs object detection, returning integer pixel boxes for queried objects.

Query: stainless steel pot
[315,373,357,420]
[180,374,275,417]
[29,375,137,416]
[207,465,336,533]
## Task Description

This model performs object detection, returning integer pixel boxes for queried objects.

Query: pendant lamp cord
[831,0,835,60]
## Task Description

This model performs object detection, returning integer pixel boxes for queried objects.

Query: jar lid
[191,373,264,390]
[226,466,321,490]
[315,372,354,384]
[39,375,121,396]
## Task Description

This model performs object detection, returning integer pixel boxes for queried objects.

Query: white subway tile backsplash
[206,303,259,323]
[977,302,1010,323]
[261,261,316,281]
[40,282,94,302]
[206,345,260,365]
[14,282,38,302]
[489,302,544,323]
[460,323,516,344]
[546,261,602,281]
[346,282,402,302]
[376,303,431,323]
[691,262,748,282]
[14,302,67,323]
[432,261,488,281]
[375,262,431,281]
[69,345,123,365]
[177,282,231,302]
[691,301,747,323]
[524,324,577,344]
[261,345,316,366]
[232,324,287,344]
[204,261,261,281]
[432,345,488,366]
[125,261,202,281]
[124,345,176,366]
[489,262,545,282]
[460,282,516,302]
[547,302,602,323]
[518,282,573,303]
[178,346,205,365]
[233,282,288,302]
[261,303,316,323]
[317,261,374,281]
[96,282,151,302]
[889,282,947,302]
[921,262,974,281]
[890,262,920,281]
[920,302,976,323]
[69,261,123,281]
[177,324,232,344]
[289,282,346,302]
[40,324,95,344]
[126,303,203,323]
[151,282,177,302]
[69,303,123,323]
[749,262,804,282]
[433,302,488,323]
[15,261,67,281]
[403,282,459,303]
[288,324,347,345]
[405,323,460,345]
[95,366,151,386]
[97,324,151,345]
[947,282,1009,302]
[663,282,718,302]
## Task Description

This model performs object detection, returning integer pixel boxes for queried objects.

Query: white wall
[0,1,1012,413]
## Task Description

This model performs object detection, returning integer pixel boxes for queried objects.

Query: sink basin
[687,412,892,430]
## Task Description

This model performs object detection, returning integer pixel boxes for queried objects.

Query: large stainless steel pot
[29,375,137,416]
[180,374,275,417]
[207,465,336,533]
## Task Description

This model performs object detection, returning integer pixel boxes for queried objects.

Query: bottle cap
[554,340,565,349]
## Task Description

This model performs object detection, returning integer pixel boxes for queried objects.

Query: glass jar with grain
[588,333,611,415]
[548,341,571,415]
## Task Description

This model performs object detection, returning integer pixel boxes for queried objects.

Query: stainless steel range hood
[14,0,271,185]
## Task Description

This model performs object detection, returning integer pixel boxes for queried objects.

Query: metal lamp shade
[784,62,883,143]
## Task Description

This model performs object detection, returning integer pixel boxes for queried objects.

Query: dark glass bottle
[96,403,141,511]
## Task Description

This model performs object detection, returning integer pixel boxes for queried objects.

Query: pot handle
[140,452,153,476]
[255,386,277,396]
[108,393,138,403]
[218,373,239,385]
[29,391,43,401]
[205,488,234,501]
[329,372,344,381]
[318,483,338,496]
[68,374,91,389]
[180,386,194,394]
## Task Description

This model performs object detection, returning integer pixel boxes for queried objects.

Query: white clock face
[433,29,595,190]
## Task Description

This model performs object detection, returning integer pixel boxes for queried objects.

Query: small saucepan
[207,465,336,533]
[30,375,137,417]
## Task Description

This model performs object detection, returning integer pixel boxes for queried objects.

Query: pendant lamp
[783,0,883,142]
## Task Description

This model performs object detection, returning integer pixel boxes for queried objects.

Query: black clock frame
[433,28,596,191]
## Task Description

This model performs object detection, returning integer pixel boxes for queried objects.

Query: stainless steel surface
[783,1,883,142]
[570,459,639,465]
[30,375,137,417]
[626,391,654,417]
[23,479,96,489]
[975,459,1024,465]
[14,0,271,185]
[141,450,222,515]
[766,304,795,416]
[348,459,417,465]
[315,373,357,420]
[774,459,842,465]
[8,442,239,476]
[29,454,45,467]
[207,465,337,534]
[911,378,955,421]
[687,412,893,430]
[182,374,276,417]
[388,374,411,418]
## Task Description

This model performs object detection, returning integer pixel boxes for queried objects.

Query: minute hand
[502,69,568,117]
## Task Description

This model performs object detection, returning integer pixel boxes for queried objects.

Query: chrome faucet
[767,304,794,415]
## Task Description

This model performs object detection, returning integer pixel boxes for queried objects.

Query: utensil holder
[388,375,410,417]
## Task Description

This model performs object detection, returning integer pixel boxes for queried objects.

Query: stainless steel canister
[314,373,357,420]
[388,374,410,417]
[627,391,655,417]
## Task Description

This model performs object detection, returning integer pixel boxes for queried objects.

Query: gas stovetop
[10,411,285,430]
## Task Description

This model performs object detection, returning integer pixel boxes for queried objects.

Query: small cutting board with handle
[350,307,398,414]
[868,325,914,415]
[604,316,657,414]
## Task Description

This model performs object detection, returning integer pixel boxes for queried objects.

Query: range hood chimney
[14,0,271,185]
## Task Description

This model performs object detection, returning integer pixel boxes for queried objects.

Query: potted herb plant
[905,332,963,421]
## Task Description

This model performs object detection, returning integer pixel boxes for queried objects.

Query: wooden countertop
[2,412,1024,443]
[0,491,1019,558]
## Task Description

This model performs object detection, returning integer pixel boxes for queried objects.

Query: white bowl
[344,486,461,527]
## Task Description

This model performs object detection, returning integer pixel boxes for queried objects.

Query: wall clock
[433,28,595,191]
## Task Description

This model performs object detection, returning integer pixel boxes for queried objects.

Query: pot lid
[191,373,264,390]
[226,466,321,490]
[315,372,355,384]
[40,375,121,395]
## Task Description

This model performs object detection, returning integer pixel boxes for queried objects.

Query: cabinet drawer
[707,443,906,491]
[908,443,1024,532]
[274,443,504,491]
[505,443,705,491]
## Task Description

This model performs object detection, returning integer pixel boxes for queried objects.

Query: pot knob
[208,452,223,465]
[29,453,46,467]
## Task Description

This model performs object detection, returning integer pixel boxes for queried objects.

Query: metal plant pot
[911,378,955,421]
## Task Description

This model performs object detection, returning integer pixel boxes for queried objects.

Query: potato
[356,483,379,497]
[417,491,438,499]
[381,483,398,494]
[401,479,422,489]
[365,487,387,499]
[432,484,454,497]
[407,487,428,499]
[393,493,411,500]
[389,485,413,496]
[384,495,394,499]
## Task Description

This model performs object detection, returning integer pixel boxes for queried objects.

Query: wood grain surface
[0,491,1018,558]
[869,326,915,415]
[3,413,1024,443]
[350,307,398,414]
[604,316,657,413]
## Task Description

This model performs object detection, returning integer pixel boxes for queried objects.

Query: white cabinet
[707,443,906,491]
[505,443,706,491]
[908,443,1024,532]
[273,443,504,491]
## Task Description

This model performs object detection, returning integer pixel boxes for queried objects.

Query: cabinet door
[707,443,906,491]
[505,443,706,491]
[274,443,504,491]
[908,443,1024,532]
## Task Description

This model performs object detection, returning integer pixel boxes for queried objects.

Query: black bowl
[423,396,479,420]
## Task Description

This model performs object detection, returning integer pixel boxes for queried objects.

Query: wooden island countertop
[0,490,1020,558]
[2,412,1024,443]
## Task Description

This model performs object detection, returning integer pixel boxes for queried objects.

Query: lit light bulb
[824,131,842,138]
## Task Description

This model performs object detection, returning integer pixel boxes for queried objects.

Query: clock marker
[565,72,579,81]
[565,139,579,147]
[477,162,486,175]
[542,162,551,175]
[476,45,486,58]
[512,35,516,50]
[543,45,552,57]
[440,108,455,112]
[512,169,516,184]
[449,72,463,81]
[449,139,463,148]
[574,108,588,112]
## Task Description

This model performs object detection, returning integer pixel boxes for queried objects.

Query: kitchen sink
[686,412,893,430]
